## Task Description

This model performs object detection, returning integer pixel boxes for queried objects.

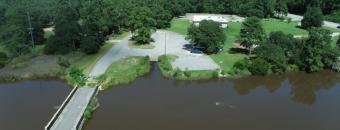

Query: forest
[0,0,339,74]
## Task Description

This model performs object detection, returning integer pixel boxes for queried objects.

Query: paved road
[50,87,96,130]
[89,30,220,77]
[287,13,340,29]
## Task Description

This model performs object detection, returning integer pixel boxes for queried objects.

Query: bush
[0,52,8,68]
[248,58,270,76]
[68,67,87,86]
[57,57,70,68]
[232,58,250,74]
[83,105,93,119]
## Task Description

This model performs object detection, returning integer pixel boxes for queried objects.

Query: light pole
[27,12,35,49]
[165,31,167,56]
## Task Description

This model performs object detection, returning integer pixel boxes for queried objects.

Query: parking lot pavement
[90,30,221,77]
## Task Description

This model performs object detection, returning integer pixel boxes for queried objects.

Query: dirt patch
[0,53,83,82]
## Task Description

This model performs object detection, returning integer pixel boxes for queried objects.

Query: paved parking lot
[90,30,220,77]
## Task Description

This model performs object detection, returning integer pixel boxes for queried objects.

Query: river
[0,64,339,130]
[85,64,340,130]
[0,80,71,130]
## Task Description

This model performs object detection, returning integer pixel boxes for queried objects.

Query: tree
[80,35,100,54]
[151,6,172,28]
[239,16,266,55]
[45,0,81,54]
[275,0,288,18]
[301,5,324,29]
[248,58,270,76]
[253,0,276,18]
[186,20,226,54]
[255,43,287,74]
[300,28,332,72]
[0,52,8,68]
[129,7,156,44]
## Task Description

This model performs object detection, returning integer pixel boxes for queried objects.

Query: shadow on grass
[228,48,248,54]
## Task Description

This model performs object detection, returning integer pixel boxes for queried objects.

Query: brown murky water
[0,65,339,130]
[0,80,71,130]
[85,64,340,130]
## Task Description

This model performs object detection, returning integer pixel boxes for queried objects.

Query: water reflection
[232,70,340,105]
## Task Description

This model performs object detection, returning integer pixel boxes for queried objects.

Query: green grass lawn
[167,19,191,35]
[331,37,339,47]
[262,19,308,35]
[210,22,246,73]
[112,31,130,40]
[98,56,151,89]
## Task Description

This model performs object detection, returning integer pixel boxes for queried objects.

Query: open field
[167,19,191,35]
[97,56,151,89]
[262,19,308,35]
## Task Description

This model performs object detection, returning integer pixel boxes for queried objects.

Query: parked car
[337,26,340,29]
[191,49,204,54]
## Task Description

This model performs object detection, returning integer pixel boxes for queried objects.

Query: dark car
[337,26,340,29]
[191,49,204,54]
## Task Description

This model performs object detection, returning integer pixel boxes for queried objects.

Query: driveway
[89,30,220,77]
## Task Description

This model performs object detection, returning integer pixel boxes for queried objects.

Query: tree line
[0,0,338,57]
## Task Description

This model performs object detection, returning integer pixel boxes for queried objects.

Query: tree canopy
[187,20,226,54]
[239,16,266,55]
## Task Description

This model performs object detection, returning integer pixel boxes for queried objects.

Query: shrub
[57,57,70,68]
[68,67,87,86]
[0,52,8,68]
[248,58,270,76]
[83,105,93,119]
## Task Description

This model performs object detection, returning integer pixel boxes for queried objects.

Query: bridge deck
[50,87,97,130]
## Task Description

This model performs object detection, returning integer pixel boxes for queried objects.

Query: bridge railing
[75,85,100,130]
[44,86,79,130]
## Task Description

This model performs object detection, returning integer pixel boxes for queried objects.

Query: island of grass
[158,55,219,80]
[128,40,155,49]
[97,56,151,90]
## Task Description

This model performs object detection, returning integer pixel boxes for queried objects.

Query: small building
[186,13,231,28]
[193,15,229,28]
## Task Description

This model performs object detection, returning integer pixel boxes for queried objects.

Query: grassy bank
[158,55,219,80]
[128,40,155,49]
[0,52,84,82]
[158,55,177,78]
[97,56,151,90]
